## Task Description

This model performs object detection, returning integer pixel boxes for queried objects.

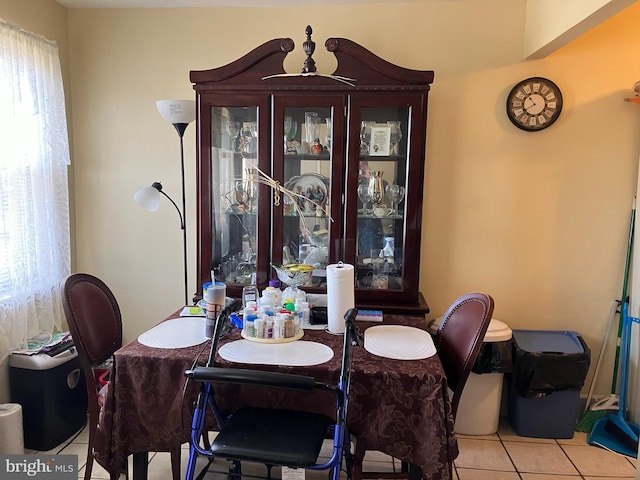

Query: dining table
[93,310,458,480]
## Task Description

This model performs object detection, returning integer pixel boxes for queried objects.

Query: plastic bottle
[296,289,307,302]
[268,279,282,306]
[243,273,259,309]
[301,301,310,325]
[295,299,307,328]
[282,286,297,304]
[246,300,258,311]
[254,317,266,339]
[274,316,287,339]
[243,314,257,337]
[261,289,277,310]
[265,317,274,339]
[285,314,297,337]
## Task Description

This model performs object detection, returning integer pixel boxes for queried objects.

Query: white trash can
[429,318,513,435]
[0,403,24,454]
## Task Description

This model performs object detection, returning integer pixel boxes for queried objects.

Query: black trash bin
[508,329,590,439]
[9,344,88,451]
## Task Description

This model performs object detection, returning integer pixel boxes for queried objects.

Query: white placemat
[219,340,334,366]
[138,317,208,349]
[364,325,436,360]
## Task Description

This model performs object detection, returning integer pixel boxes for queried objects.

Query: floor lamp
[134,99,195,306]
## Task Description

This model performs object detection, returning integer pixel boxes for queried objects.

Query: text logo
[1,455,77,480]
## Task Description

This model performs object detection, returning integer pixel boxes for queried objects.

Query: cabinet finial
[302,25,317,74]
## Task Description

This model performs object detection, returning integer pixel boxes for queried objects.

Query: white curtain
[0,20,71,363]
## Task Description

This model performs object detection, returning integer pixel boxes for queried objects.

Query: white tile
[497,422,557,444]
[77,459,112,479]
[583,478,636,480]
[456,469,519,480]
[72,425,91,445]
[556,431,589,445]
[363,450,394,463]
[503,441,578,475]
[520,475,581,479]
[454,438,514,471]
[56,442,89,472]
[561,444,636,477]
[455,432,500,441]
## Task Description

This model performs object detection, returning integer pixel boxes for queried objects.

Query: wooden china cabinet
[190,26,434,313]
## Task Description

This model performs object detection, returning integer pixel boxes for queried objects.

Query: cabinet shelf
[359,154,406,161]
[284,153,331,160]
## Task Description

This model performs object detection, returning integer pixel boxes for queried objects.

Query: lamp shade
[134,186,161,212]
[156,99,195,125]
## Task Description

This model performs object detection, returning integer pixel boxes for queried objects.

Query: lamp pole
[155,99,195,306]
[174,123,189,306]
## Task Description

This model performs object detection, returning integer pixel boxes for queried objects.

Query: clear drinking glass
[325,117,332,150]
[226,120,240,152]
[387,121,402,155]
[284,116,297,140]
[357,184,373,215]
[305,112,321,145]
[360,121,375,155]
[385,184,406,217]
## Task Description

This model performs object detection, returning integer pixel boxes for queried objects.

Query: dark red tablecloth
[94,313,458,480]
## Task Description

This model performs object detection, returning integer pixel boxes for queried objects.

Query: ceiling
[55,0,432,7]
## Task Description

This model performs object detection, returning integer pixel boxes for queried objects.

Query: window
[0,20,71,362]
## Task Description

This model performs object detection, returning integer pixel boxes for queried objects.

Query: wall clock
[506,77,563,132]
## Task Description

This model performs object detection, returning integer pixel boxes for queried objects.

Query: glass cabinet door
[345,95,425,305]
[198,96,271,298]
[271,96,346,291]
[211,106,259,285]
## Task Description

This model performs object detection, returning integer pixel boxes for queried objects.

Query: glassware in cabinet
[345,98,427,310]
[198,99,271,299]
[271,97,346,292]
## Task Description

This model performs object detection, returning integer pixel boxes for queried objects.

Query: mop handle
[611,198,635,393]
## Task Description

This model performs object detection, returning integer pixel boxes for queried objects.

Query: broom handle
[583,300,617,414]
[611,198,635,394]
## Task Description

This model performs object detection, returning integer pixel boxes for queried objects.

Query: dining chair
[184,307,363,480]
[351,292,494,480]
[61,273,181,480]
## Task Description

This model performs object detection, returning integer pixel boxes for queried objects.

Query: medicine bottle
[274,316,287,339]
[243,314,257,338]
[254,317,266,339]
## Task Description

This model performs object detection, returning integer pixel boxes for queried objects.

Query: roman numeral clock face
[506,77,563,132]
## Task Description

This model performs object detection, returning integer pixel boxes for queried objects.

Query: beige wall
[3,0,640,417]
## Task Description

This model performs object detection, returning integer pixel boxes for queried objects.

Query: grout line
[497,434,520,475]
[555,440,586,480]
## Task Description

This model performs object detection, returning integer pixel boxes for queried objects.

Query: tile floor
[35,417,637,480]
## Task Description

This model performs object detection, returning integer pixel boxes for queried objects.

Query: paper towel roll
[0,403,24,454]
[326,262,355,334]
